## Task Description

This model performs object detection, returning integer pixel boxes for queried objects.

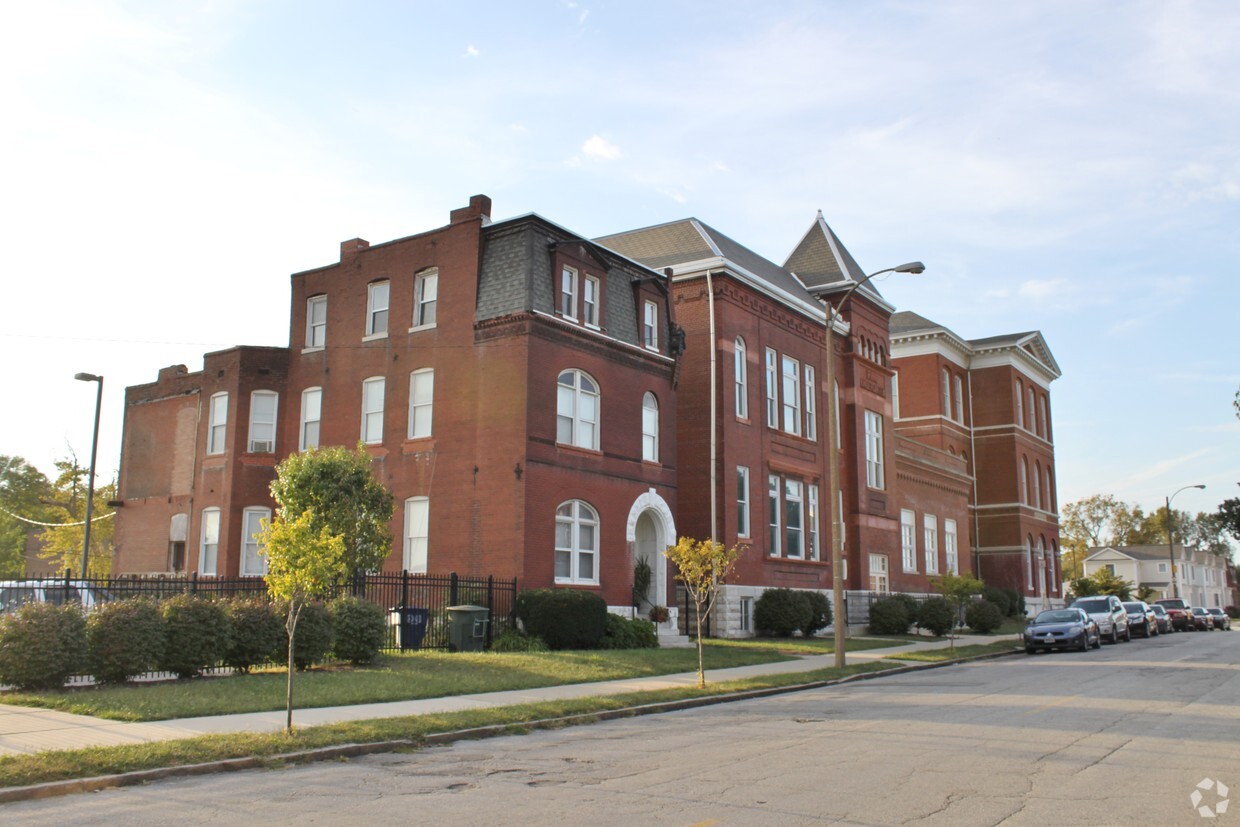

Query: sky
[2,0,1237,527]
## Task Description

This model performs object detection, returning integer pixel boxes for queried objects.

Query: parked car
[1023,608,1101,653]
[1190,607,1214,631]
[1154,598,1194,631]
[1150,604,1173,634]
[0,580,114,614]
[1122,601,1158,638]
[1070,595,1131,643]
[1206,607,1231,631]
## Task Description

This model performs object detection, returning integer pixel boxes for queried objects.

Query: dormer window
[561,267,578,320]
[643,300,658,350]
[583,275,600,327]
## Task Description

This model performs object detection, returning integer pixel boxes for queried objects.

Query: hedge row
[513,589,658,650]
[0,595,388,690]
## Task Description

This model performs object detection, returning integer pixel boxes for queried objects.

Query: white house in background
[1084,544,1230,607]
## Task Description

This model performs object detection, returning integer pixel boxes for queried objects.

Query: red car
[1155,598,1194,631]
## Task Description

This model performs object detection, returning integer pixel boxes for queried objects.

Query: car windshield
[1122,603,1143,612]
[1152,606,1166,615]
[1034,610,1081,624]
[1208,608,1223,614]
[1074,599,1110,612]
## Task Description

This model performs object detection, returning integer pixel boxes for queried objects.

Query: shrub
[0,602,86,690]
[754,588,812,637]
[965,599,1005,634]
[982,586,1012,617]
[284,601,333,670]
[599,613,659,649]
[917,596,955,637]
[1002,588,1025,618]
[222,599,283,673]
[893,593,922,627]
[86,599,164,684]
[868,596,912,635]
[800,591,833,636]
[1226,606,1240,620]
[330,596,387,665]
[490,629,549,652]
[515,588,608,650]
[159,594,232,679]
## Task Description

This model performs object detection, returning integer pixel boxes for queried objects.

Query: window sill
[362,332,389,342]
[553,579,600,588]
[555,442,602,457]
[408,323,437,334]
[301,346,325,355]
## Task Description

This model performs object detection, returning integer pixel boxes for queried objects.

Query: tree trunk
[285,602,300,734]
[695,599,705,688]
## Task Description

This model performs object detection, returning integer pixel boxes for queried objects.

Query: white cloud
[581,134,620,161]
[464,44,479,58]
[1017,278,1071,301]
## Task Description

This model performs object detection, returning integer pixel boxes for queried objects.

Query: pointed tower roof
[784,211,883,300]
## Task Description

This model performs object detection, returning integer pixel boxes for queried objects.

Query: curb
[0,647,1020,804]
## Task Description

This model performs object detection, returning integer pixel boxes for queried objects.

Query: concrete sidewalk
[0,634,1007,756]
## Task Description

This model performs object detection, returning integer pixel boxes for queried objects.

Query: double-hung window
[643,301,659,350]
[641,392,659,462]
[556,369,599,450]
[555,500,598,584]
[408,369,434,439]
[864,410,884,489]
[300,388,321,450]
[784,479,804,558]
[199,507,220,576]
[361,377,385,444]
[765,349,778,427]
[807,484,820,561]
[306,295,327,349]
[944,519,959,574]
[924,514,939,574]
[248,391,277,453]
[240,507,269,576]
[583,275,600,327]
[768,474,781,556]
[561,267,578,319]
[414,269,438,328]
[737,466,750,538]
[900,509,917,572]
[781,355,801,435]
[804,364,816,441]
[207,393,228,454]
[734,337,748,419]
[404,497,429,573]
[366,281,389,337]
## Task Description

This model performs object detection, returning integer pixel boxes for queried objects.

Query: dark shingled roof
[783,212,883,300]
[889,310,944,336]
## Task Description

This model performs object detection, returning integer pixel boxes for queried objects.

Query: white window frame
[583,274,600,327]
[768,473,781,557]
[1027,386,1036,431]
[900,509,917,572]
[869,554,889,594]
[954,375,964,424]
[804,364,816,441]
[891,371,901,420]
[739,596,753,633]
[361,377,385,444]
[941,368,952,418]
[765,348,778,427]
[737,466,750,539]
[924,514,939,575]
[561,266,578,319]
[641,392,659,462]
[945,518,959,574]
[366,280,389,338]
[1015,379,1024,428]
[207,392,228,455]
[1039,395,1049,440]
[864,410,884,489]
[643,300,659,350]
[734,337,748,419]
[554,500,599,585]
[781,355,801,435]
[199,507,220,576]
[300,387,321,451]
[403,496,429,573]
[306,295,327,350]
[240,507,270,576]
[556,369,600,450]
[247,390,277,454]
[413,269,438,329]
[1033,462,1042,510]
[1025,536,1034,588]
[408,369,434,439]
[808,483,820,561]
[1020,456,1029,504]
[785,479,804,559]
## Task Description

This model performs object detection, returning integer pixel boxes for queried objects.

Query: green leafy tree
[1060,495,1122,579]
[1214,499,1240,549]
[0,456,53,577]
[268,446,394,578]
[931,572,984,650]
[1068,568,1133,600]
[37,456,115,577]
[664,537,745,688]
[260,510,347,733]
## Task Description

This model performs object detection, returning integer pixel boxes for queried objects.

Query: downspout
[966,371,981,578]
[706,270,718,543]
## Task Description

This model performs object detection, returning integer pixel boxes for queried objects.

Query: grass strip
[882,641,1020,662]
[0,660,906,790]
[704,636,907,655]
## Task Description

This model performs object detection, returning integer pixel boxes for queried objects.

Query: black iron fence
[0,570,518,653]
[845,590,936,627]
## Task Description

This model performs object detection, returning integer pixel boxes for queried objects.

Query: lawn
[0,645,793,723]
[883,641,1022,662]
[705,636,907,655]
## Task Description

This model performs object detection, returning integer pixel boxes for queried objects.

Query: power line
[0,503,116,528]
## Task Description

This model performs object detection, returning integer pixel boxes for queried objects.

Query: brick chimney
[450,194,492,225]
[340,238,370,263]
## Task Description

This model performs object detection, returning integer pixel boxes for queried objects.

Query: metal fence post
[449,571,459,606]
[486,575,495,646]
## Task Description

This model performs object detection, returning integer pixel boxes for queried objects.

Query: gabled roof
[889,311,1062,381]
[889,310,943,337]
[1086,545,1185,562]
[783,211,883,301]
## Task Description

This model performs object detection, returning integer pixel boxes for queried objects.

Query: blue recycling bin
[390,607,429,651]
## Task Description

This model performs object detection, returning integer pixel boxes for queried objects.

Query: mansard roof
[783,211,883,301]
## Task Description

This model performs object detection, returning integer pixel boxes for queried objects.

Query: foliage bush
[917,596,955,637]
[965,599,1005,634]
[159,594,232,679]
[222,599,283,673]
[893,593,923,626]
[329,596,387,665]
[1002,588,1026,618]
[284,601,333,670]
[1226,606,1240,620]
[599,613,659,649]
[515,588,608,650]
[86,599,164,684]
[754,588,812,637]
[490,629,549,652]
[868,596,913,635]
[982,586,1012,617]
[0,602,86,690]
[800,591,833,636]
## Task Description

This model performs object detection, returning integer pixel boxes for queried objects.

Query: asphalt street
[6,629,1238,826]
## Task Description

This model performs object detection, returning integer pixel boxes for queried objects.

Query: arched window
[1020,456,1029,504]
[734,337,748,419]
[1033,461,1042,510]
[555,500,599,584]
[1015,379,1024,427]
[1046,465,1055,511]
[954,375,964,424]
[556,370,599,450]
[1025,535,1034,589]
[941,368,952,418]
[1036,536,1047,596]
[642,392,659,462]
[1027,386,1036,431]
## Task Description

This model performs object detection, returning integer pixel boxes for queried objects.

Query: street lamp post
[1166,483,1205,599]
[816,262,924,668]
[75,373,104,579]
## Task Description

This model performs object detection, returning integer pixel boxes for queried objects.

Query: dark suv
[1154,598,1193,632]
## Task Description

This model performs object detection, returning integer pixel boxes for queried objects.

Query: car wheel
[1124,626,1132,642]
[1110,626,1118,644]
[1092,633,1102,649]
[1025,646,1037,655]
[1077,635,1089,652]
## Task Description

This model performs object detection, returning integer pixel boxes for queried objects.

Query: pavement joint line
[0,646,1021,805]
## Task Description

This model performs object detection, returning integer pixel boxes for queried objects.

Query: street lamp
[1166,483,1205,599]
[75,372,104,579]
[814,261,925,668]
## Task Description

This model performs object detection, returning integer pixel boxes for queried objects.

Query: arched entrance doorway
[625,490,676,614]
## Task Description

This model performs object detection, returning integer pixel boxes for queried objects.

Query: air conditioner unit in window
[250,440,273,453]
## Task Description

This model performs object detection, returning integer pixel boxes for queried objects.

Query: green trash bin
[446,605,490,652]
